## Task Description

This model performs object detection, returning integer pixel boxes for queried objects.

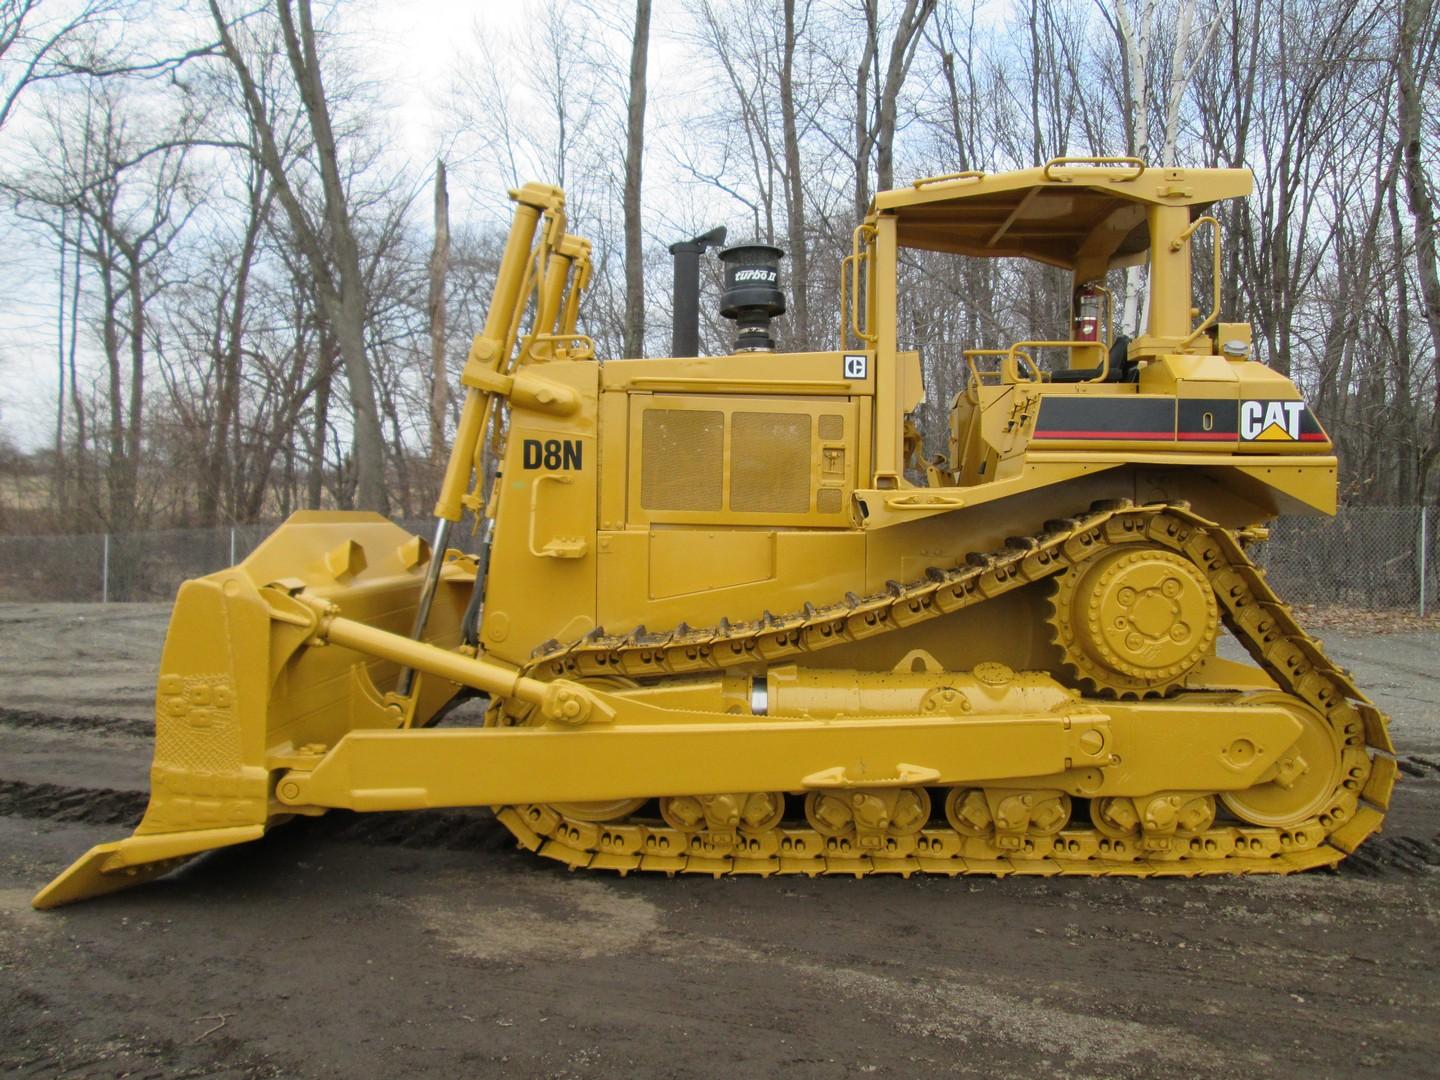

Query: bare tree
[1397,0,1440,491]
[622,0,651,358]
[781,0,811,344]
[428,159,449,468]
[208,0,389,512]
[7,76,203,546]
[854,0,936,219]
[0,0,123,130]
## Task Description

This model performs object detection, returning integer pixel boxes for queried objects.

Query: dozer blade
[33,511,474,910]
[33,827,265,909]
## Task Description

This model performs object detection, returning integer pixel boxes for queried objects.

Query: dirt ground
[2,601,1438,1079]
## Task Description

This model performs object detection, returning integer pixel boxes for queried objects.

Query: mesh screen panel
[816,487,843,514]
[731,412,812,513]
[819,414,845,440]
[641,409,724,510]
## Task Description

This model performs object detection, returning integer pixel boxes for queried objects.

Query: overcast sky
[0,0,709,449]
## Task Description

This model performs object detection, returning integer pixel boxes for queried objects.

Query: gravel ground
[1,601,1437,1079]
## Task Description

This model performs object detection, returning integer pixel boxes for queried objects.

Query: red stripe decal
[1033,430,1176,440]
[1177,431,1238,441]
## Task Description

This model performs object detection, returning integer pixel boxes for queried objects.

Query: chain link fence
[0,508,1435,613]
[1253,506,1437,614]
[0,519,482,603]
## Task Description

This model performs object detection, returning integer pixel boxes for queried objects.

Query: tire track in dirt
[0,777,516,854]
[1336,834,1440,877]
[307,806,517,855]
[0,780,148,827]
[0,707,151,740]
[1397,754,1440,779]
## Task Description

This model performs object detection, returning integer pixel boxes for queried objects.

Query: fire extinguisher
[1073,283,1102,343]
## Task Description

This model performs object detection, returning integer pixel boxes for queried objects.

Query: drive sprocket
[1047,544,1218,698]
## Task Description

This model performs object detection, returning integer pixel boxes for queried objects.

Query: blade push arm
[401,182,590,694]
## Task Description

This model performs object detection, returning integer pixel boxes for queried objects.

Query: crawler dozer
[36,157,1395,907]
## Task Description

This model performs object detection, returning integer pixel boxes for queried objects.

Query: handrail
[1174,215,1222,349]
[840,223,877,348]
[1013,344,1111,385]
[1005,346,1045,383]
[911,170,986,189]
[838,254,856,349]
[528,331,596,361]
[963,348,1009,403]
[1042,156,1146,182]
[965,339,1111,391]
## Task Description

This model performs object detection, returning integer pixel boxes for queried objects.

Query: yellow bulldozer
[35,156,1395,907]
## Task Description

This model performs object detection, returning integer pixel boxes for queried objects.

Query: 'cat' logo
[1240,400,1303,441]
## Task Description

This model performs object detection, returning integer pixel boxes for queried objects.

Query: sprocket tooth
[530,637,562,657]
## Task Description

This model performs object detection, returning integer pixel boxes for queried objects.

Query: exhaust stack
[667,226,726,357]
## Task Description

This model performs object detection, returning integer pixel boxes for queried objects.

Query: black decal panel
[1033,397,1176,441]
[1177,399,1239,442]
[1031,395,1328,447]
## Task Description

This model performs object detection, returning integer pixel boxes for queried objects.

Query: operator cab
[850,158,1301,491]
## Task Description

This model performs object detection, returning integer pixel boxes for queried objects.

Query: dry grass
[1290,603,1440,635]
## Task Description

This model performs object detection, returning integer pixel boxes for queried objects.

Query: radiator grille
[642,409,724,510]
[731,412,811,513]
[819,414,845,441]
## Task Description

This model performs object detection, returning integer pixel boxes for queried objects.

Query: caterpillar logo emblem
[522,438,583,470]
[1240,400,1304,441]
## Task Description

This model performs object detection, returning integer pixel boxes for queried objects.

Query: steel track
[491,502,1397,877]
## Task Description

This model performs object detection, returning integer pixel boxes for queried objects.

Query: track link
[491,503,1395,878]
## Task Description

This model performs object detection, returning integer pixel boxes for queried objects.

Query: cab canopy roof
[872,159,1253,274]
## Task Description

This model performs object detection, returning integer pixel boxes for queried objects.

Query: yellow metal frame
[1173,215,1221,349]
[33,158,1377,908]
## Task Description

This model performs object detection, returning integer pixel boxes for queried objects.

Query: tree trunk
[1387,178,1416,502]
[874,0,934,195]
[98,254,125,531]
[780,0,809,347]
[1026,0,1044,163]
[1114,0,1154,336]
[120,248,144,534]
[622,0,651,360]
[307,332,334,511]
[428,160,450,468]
[201,177,267,526]
[854,0,877,222]
[1397,0,1440,490]
[53,212,67,519]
